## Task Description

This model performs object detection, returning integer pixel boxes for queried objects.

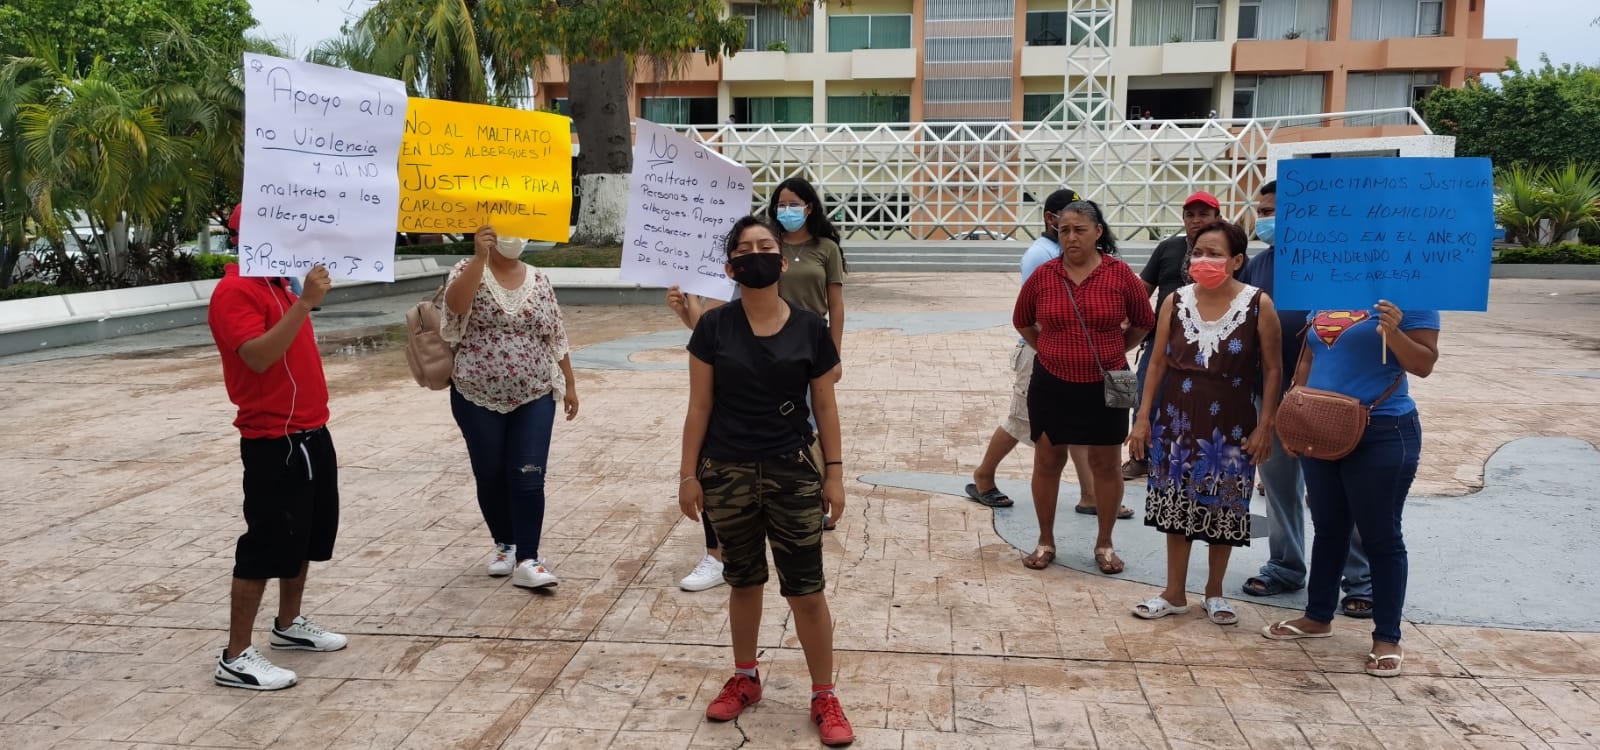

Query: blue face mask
[1254,215,1276,244]
[776,207,806,232]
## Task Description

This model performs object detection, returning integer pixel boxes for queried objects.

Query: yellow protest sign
[397,98,572,241]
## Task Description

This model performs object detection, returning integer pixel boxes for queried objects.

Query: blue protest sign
[1273,157,1494,312]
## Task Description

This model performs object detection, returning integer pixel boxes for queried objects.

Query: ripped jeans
[451,388,555,562]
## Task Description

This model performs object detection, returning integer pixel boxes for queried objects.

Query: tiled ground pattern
[1,275,1598,749]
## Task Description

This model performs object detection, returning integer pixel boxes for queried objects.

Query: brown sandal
[1023,545,1056,570]
[1094,546,1125,575]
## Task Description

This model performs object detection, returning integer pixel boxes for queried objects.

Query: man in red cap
[1124,190,1220,479]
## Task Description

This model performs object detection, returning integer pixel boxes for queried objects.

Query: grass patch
[533,244,622,268]
[397,242,621,268]
[1494,244,1600,264]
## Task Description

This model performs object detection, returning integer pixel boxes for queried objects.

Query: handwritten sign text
[620,120,749,300]
[1273,157,1494,312]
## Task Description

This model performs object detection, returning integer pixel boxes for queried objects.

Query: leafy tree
[1420,57,1600,170]
[355,0,826,245]
[0,0,254,74]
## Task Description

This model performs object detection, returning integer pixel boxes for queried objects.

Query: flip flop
[964,483,1014,508]
[1366,651,1404,678]
[1342,596,1375,619]
[1203,597,1239,626]
[1260,620,1334,640]
[1022,544,1055,570]
[1241,576,1300,597]
[1131,595,1189,619]
[1074,504,1135,519]
[1093,546,1124,575]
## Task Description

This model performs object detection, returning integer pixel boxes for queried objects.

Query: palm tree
[357,0,538,104]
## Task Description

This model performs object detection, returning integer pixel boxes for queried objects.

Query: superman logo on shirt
[1312,310,1371,347]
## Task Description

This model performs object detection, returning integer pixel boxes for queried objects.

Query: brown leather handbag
[1275,332,1402,461]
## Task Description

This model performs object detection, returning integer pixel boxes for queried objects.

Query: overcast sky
[248,0,1597,69]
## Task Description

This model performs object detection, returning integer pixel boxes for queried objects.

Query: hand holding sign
[239,54,407,282]
[621,120,749,301]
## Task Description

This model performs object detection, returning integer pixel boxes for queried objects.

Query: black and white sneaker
[215,646,297,690]
[270,615,349,652]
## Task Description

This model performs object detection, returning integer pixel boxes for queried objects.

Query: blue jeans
[1301,411,1421,645]
[1256,431,1372,598]
[451,387,556,561]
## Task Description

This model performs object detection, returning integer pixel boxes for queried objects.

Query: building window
[731,3,814,52]
[1344,71,1441,125]
[828,14,912,52]
[1238,1,1260,39]
[1023,93,1064,122]
[1417,0,1444,36]
[1131,0,1221,45]
[1023,92,1111,124]
[733,96,814,125]
[1025,11,1067,46]
[827,94,911,124]
[1350,0,1439,41]
[1071,9,1113,45]
[1193,2,1219,41]
[640,97,718,126]
[550,98,571,117]
[1234,74,1326,121]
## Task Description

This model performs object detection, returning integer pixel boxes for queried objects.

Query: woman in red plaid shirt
[1013,200,1157,574]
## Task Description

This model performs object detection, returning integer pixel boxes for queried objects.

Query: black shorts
[235,427,340,579]
[1027,361,1130,446]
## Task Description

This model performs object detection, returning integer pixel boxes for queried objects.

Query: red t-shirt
[1013,255,1156,383]
[208,265,330,438]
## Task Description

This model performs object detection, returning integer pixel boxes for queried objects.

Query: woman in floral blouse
[443,225,579,590]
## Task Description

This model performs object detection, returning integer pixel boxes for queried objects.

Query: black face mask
[729,252,783,289]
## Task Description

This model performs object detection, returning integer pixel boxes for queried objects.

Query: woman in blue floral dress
[1126,221,1282,625]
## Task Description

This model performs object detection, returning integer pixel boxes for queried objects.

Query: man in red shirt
[207,263,348,690]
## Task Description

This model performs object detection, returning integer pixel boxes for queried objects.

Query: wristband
[680,475,697,484]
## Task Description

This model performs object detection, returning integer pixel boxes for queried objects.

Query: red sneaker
[810,692,855,746]
[705,673,762,721]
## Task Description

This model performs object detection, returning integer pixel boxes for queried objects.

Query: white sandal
[1260,620,1334,640]
[1131,595,1189,619]
[1203,597,1238,625]
[1366,651,1404,678]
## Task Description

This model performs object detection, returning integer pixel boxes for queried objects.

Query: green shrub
[0,281,83,301]
[195,254,237,279]
[398,242,476,255]
[1494,244,1600,264]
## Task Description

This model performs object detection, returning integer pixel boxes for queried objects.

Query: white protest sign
[239,53,407,282]
[621,119,750,301]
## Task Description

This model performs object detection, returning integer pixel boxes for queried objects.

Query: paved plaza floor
[2,273,1599,749]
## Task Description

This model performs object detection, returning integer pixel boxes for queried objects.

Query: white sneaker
[488,544,516,577]
[679,554,726,592]
[270,614,349,652]
[215,645,297,690]
[512,559,559,589]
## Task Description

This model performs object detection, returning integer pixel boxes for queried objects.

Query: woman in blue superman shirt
[1261,301,1440,679]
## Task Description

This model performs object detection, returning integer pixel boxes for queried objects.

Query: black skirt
[1027,359,1130,446]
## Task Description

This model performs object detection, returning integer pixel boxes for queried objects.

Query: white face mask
[495,237,525,260]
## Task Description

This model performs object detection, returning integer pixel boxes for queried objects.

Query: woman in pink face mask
[1125,221,1284,626]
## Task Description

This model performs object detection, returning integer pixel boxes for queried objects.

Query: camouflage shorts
[697,446,826,597]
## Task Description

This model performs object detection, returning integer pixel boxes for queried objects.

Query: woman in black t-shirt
[678,216,854,746]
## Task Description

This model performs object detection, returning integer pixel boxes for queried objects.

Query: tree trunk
[568,55,632,246]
